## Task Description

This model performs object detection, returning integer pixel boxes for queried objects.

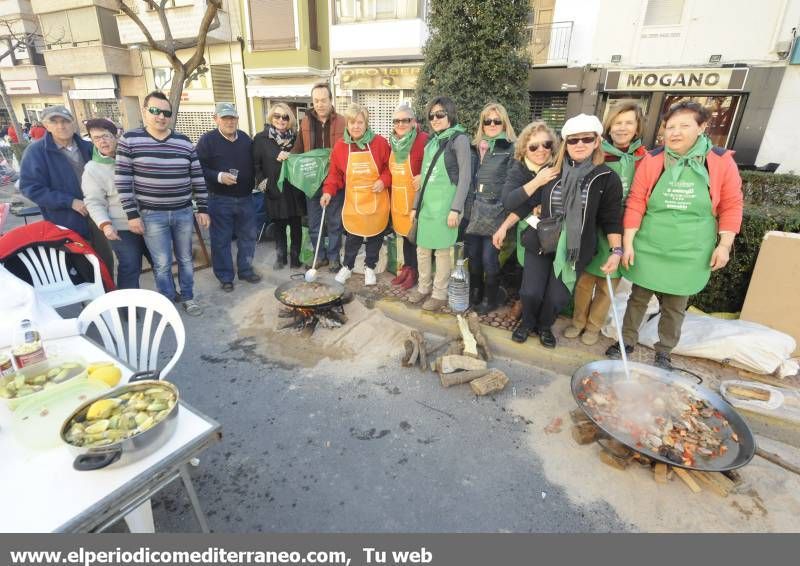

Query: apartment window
[335,0,422,23]
[529,92,568,131]
[309,0,320,51]
[248,0,297,51]
[643,0,684,26]
[39,8,101,48]
[211,64,234,101]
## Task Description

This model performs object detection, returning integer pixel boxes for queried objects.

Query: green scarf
[92,146,115,165]
[431,124,466,146]
[389,128,417,162]
[602,138,642,193]
[344,127,376,150]
[553,231,577,292]
[482,131,507,153]
[665,134,712,185]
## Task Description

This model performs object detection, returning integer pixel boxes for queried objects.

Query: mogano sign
[340,66,421,90]
[605,68,749,91]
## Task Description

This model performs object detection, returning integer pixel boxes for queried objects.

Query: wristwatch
[610,247,624,257]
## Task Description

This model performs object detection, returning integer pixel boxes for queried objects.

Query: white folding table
[0,335,221,533]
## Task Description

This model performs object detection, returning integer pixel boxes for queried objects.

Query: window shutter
[211,64,235,102]
[529,93,568,131]
[248,0,297,51]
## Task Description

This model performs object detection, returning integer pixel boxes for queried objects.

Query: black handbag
[520,215,562,255]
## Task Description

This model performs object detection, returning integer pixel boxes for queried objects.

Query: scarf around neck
[92,146,115,165]
[665,134,712,185]
[559,157,595,263]
[481,131,507,154]
[602,138,642,191]
[267,125,295,150]
[390,127,417,162]
[344,128,376,150]
[524,156,544,174]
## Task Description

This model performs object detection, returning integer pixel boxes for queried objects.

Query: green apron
[585,149,639,278]
[416,127,463,250]
[277,148,332,198]
[623,165,717,296]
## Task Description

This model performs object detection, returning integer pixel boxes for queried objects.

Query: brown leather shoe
[509,299,523,321]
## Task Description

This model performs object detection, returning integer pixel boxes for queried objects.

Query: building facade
[527,0,800,171]
[240,0,331,135]
[329,0,428,137]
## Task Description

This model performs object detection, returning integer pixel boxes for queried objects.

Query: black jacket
[503,161,623,273]
[252,132,306,219]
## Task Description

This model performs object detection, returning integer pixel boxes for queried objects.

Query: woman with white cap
[503,113,623,348]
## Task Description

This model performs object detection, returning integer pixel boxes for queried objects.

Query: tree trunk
[167,64,186,128]
[0,76,23,143]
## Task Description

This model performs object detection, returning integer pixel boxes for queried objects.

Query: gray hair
[393,104,415,119]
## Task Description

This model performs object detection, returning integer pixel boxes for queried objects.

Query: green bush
[740,171,800,207]
[691,202,800,313]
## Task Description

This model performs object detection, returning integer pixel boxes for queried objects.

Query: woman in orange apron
[388,104,429,290]
[321,103,392,287]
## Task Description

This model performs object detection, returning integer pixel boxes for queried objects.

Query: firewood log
[466,312,493,361]
[439,368,493,388]
[434,355,487,374]
[469,369,509,396]
[456,315,479,358]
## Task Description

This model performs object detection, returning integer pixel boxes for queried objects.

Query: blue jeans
[307,190,344,262]
[465,234,500,276]
[208,194,257,283]
[141,207,195,301]
[252,191,269,235]
[110,230,148,290]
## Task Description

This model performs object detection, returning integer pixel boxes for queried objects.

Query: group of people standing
[17,82,743,368]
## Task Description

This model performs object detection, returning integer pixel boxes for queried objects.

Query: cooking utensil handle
[669,366,703,384]
[310,205,327,272]
[73,449,122,471]
[129,369,161,382]
[605,274,630,375]
[290,273,305,280]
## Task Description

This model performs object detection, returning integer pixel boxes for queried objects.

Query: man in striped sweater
[116,91,209,316]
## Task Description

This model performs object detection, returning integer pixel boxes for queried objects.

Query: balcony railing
[115,3,231,46]
[527,21,572,66]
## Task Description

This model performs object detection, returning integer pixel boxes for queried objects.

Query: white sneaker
[364,267,377,286]
[334,266,352,284]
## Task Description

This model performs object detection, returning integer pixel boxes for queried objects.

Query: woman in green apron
[504,114,624,349]
[464,102,516,315]
[406,97,473,311]
[607,101,743,369]
[565,102,646,345]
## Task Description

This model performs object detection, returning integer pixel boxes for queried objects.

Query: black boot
[273,250,287,270]
[469,270,484,306]
[475,274,504,315]
[289,232,302,268]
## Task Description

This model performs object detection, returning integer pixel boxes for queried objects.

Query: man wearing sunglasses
[196,103,260,292]
[116,91,209,316]
[292,82,346,272]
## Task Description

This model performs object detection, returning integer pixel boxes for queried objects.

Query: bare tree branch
[184,0,222,74]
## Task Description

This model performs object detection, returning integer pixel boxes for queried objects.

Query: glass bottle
[11,319,46,369]
[447,244,470,313]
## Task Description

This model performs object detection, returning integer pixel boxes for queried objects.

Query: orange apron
[341,144,389,237]
[389,151,415,237]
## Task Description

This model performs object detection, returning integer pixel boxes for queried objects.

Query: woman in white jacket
[82,118,149,289]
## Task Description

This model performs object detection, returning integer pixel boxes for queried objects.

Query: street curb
[374,298,599,376]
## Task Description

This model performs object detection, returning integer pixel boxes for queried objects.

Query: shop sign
[68,88,117,100]
[605,68,748,92]
[340,66,421,90]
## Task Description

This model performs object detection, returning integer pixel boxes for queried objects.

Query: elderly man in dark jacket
[20,105,93,238]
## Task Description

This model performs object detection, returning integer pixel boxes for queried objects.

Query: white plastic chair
[14,246,105,309]
[78,289,185,379]
[77,289,186,532]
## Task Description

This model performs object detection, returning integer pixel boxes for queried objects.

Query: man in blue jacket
[20,105,93,239]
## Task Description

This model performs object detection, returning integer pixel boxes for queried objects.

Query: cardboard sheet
[740,231,800,357]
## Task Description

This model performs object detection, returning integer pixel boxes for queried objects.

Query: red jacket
[405,129,429,176]
[322,135,392,197]
[624,146,743,233]
[29,126,46,140]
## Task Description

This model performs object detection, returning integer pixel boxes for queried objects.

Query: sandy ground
[509,374,800,532]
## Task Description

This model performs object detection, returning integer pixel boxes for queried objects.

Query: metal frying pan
[571,360,756,472]
[274,273,345,309]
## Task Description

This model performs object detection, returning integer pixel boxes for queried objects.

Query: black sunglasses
[566,135,597,145]
[483,118,503,126]
[393,118,413,125]
[528,140,553,152]
[146,106,173,118]
[428,110,448,120]
[272,114,290,121]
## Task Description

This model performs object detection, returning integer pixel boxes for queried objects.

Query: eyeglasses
[393,118,413,125]
[565,135,597,145]
[428,110,448,121]
[272,114,290,121]
[146,106,173,118]
[483,118,503,126]
[91,133,115,142]
[528,140,553,152]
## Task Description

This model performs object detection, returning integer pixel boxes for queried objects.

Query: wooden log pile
[400,313,508,396]
[568,408,741,497]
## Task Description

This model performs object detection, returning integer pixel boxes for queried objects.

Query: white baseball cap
[561,113,603,137]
